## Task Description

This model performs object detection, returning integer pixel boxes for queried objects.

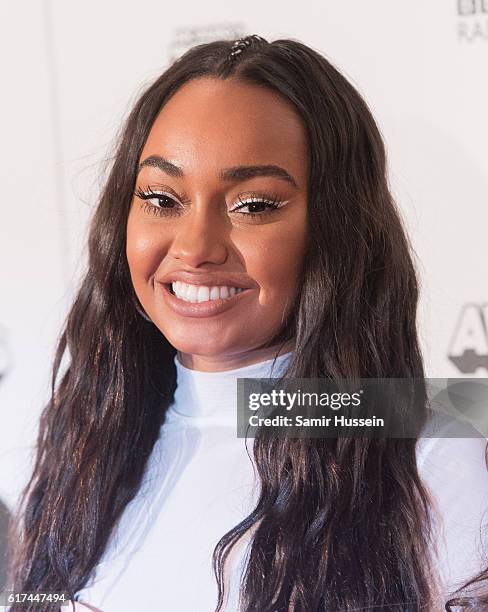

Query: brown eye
[146,194,177,209]
[229,192,285,218]
[134,187,183,218]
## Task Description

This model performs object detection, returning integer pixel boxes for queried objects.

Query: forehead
[140,77,309,177]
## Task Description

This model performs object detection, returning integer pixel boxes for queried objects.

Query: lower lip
[157,283,253,318]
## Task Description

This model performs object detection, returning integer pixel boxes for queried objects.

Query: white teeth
[186,284,198,302]
[171,281,244,303]
[197,286,209,303]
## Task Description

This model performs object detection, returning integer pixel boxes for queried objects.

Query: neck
[171,347,294,419]
[176,339,295,372]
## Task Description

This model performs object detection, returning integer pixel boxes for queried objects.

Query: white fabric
[75,352,488,611]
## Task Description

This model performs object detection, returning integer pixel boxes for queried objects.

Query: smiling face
[126,76,309,371]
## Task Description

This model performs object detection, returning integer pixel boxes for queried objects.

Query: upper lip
[157,270,256,289]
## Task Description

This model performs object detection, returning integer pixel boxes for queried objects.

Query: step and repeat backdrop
[0,0,487,586]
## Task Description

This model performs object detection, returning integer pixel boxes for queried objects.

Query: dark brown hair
[6,35,486,611]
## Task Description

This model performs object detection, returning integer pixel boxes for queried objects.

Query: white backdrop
[0,0,487,585]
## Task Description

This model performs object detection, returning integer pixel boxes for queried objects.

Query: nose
[168,199,229,267]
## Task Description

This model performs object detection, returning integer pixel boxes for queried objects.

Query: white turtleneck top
[75,351,488,612]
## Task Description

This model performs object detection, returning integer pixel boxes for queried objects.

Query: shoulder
[416,433,488,591]
[417,433,488,513]
[417,423,487,481]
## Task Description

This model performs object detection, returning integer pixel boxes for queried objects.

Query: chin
[161,331,239,358]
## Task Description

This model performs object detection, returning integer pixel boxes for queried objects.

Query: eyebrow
[137,154,298,188]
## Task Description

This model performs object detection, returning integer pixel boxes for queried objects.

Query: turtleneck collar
[169,350,294,421]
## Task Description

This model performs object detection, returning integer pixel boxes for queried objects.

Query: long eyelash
[134,186,181,217]
[134,186,171,201]
[232,192,284,217]
[134,186,285,219]
[134,186,150,199]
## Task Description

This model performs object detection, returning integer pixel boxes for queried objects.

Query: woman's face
[126,76,309,371]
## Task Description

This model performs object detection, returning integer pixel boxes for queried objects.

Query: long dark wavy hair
[6,35,487,611]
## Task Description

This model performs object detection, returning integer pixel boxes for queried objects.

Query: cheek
[242,216,307,306]
[126,215,167,286]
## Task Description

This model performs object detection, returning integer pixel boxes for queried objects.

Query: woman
[6,35,488,611]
